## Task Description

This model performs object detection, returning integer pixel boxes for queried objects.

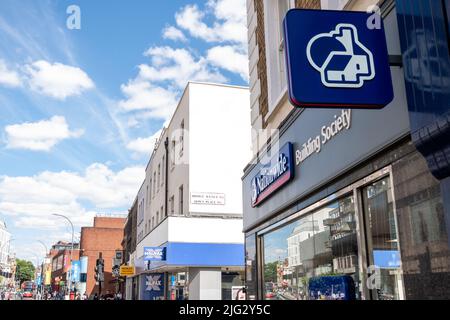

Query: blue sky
[0,0,248,264]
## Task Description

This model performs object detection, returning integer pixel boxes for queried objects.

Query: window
[171,140,176,168]
[157,164,161,192]
[263,0,293,113]
[152,217,155,230]
[320,0,350,10]
[180,120,184,156]
[169,196,175,215]
[146,185,149,207]
[153,172,156,197]
[145,222,147,234]
[262,195,361,300]
[156,211,159,224]
[179,185,184,215]
[149,179,152,202]
[160,206,164,220]
[161,156,165,186]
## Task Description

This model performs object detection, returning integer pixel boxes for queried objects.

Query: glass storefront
[255,150,450,300]
[262,195,360,300]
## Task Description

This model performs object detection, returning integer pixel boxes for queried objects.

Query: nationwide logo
[145,275,162,291]
[251,143,294,207]
[306,24,375,88]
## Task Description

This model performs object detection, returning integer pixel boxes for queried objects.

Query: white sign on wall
[190,192,226,205]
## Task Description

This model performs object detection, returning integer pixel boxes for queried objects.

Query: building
[79,215,126,297]
[50,241,80,294]
[0,220,12,286]
[123,198,138,300]
[130,82,252,300]
[243,0,450,300]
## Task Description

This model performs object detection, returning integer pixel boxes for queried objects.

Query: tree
[15,259,35,284]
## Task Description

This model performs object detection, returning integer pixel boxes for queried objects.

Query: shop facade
[243,1,450,300]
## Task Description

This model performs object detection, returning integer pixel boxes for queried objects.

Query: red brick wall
[80,221,124,296]
[93,217,125,229]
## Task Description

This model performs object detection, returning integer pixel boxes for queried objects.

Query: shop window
[245,234,258,300]
[262,195,360,300]
[392,151,450,300]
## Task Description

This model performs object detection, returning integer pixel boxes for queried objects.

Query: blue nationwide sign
[251,142,294,207]
[144,247,166,261]
[284,9,394,109]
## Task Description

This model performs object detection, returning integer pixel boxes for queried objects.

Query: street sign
[284,9,394,109]
[119,266,135,276]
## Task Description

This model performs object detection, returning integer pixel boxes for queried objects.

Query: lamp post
[52,214,74,299]
[37,240,48,299]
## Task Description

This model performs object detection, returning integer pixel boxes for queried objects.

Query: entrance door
[361,176,405,300]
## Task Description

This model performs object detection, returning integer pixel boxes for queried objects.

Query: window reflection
[263,195,360,300]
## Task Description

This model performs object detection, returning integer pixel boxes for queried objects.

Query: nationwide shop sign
[284,9,394,109]
[251,142,294,207]
[144,247,166,261]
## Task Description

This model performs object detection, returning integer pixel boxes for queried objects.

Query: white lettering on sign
[190,192,225,205]
[296,109,352,166]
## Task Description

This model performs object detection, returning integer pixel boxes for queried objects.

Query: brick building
[79,215,126,297]
[50,241,80,294]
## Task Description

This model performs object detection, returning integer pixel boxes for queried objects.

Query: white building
[133,82,252,300]
[0,219,12,283]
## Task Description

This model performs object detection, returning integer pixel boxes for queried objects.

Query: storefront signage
[251,142,294,207]
[296,109,352,165]
[190,192,225,205]
[284,9,393,109]
[71,260,80,283]
[119,265,135,276]
[141,273,165,300]
[144,247,166,261]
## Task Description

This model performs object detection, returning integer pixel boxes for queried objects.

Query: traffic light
[95,255,104,284]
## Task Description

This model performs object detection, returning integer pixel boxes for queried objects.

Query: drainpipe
[164,137,169,218]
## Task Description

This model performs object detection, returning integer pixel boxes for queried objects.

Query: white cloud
[141,46,227,88]
[0,59,21,87]
[0,163,145,230]
[207,45,249,81]
[126,129,162,155]
[4,115,84,151]
[175,0,247,45]
[25,60,94,100]
[119,47,227,121]
[118,80,178,119]
[162,26,187,42]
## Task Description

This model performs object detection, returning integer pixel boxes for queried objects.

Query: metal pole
[52,214,74,300]
[37,241,48,299]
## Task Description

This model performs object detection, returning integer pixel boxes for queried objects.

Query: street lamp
[37,240,48,298]
[52,214,74,299]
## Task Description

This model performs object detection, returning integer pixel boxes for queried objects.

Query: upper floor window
[321,0,350,10]
[157,164,161,191]
[180,120,184,156]
[153,172,156,197]
[169,196,174,216]
[263,0,294,114]
[161,156,165,186]
[179,185,184,215]
[171,140,176,168]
